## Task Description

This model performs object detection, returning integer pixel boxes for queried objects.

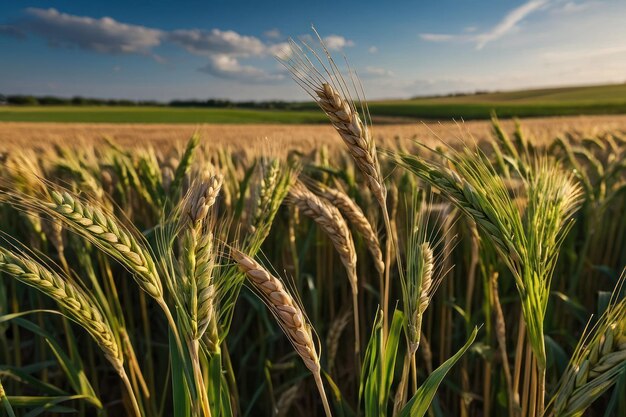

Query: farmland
[2,83,626,123]
[3,0,626,414]
[1,106,626,417]
[2,58,626,417]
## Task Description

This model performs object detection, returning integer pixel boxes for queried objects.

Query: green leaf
[380,309,404,415]
[0,312,101,409]
[170,329,191,417]
[399,326,479,417]
[208,352,223,416]
[359,310,383,417]
[323,370,355,417]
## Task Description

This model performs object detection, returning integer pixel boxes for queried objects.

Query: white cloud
[199,54,284,82]
[364,66,394,77]
[475,0,548,49]
[168,29,296,81]
[323,35,355,50]
[267,42,293,59]
[368,46,378,54]
[264,28,281,39]
[419,33,458,42]
[554,1,599,14]
[21,8,163,55]
[419,0,548,49]
[1,8,356,84]
[168,28,266,56]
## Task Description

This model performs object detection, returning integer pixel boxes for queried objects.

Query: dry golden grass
[2,114,626,153]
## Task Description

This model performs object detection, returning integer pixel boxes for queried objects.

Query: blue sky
[1,1,625,101]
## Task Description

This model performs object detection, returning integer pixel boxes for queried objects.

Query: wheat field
[1,43,625,417]
[2,114,626,153]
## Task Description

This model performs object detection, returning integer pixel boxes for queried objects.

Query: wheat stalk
[46,190,162,298]
[313,82,386,206]
[308,180,384,276]
[550,283,626,417]
[0,247,142,417]
[280,46,385,208]
[288,181,357,292]
[177,172,223,417]
[0,247,121,367]
[231,249,332,417]
[287,180,361,354]
[181,173,222,338]
[252,158,280,229]
[275,383,301,417]
[407,242,434,354]
[279,33,400,336]
[397,149,582,415]
[0,185,185,373]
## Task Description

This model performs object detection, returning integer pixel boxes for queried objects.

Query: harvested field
[2,114,626,153]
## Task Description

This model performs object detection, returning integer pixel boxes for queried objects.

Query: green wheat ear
[549,270,626,417]
[0,246,143,416]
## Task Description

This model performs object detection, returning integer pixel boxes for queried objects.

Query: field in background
[0,106,328,124]
[2,115,626,153]
[2,83,626,123]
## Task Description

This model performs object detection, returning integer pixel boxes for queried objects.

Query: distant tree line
[0,94,308,109]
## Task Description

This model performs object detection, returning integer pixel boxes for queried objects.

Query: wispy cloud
[264,28,281,39]
[168,29,267,56]
[420,0,549,49]
[199,54,285,82]
[419,33,457,42]
[299,34,355,50]
[364,66,394,77]
[0,7,327,83]
[475,0,548,49]
[552,1,600,14]
[322,35,355,50]
[18,8,163,56]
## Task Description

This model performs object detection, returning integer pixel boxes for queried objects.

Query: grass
[0,106,328,124]
[2,84,626,123]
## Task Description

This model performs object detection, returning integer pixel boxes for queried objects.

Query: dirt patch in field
[1,115,626,154]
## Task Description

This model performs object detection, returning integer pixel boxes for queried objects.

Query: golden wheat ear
[230,248,332,417]
[278,32,386,209]
[306,178,384,276]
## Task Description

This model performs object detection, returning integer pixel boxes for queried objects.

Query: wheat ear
[287,180,360,355]
[182,173,222,337]
[550,292,626,417]
[0,247,121,367]
[313,83,386,205]
[231,249,332,417]
[288,181,357,292]
[0,247,142,417]
[280,35,398,337]
[48,190,162,298]
[407,242,434,354]
[180,172,223,417]
[1,186,184,359]
[308,180,384,276]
